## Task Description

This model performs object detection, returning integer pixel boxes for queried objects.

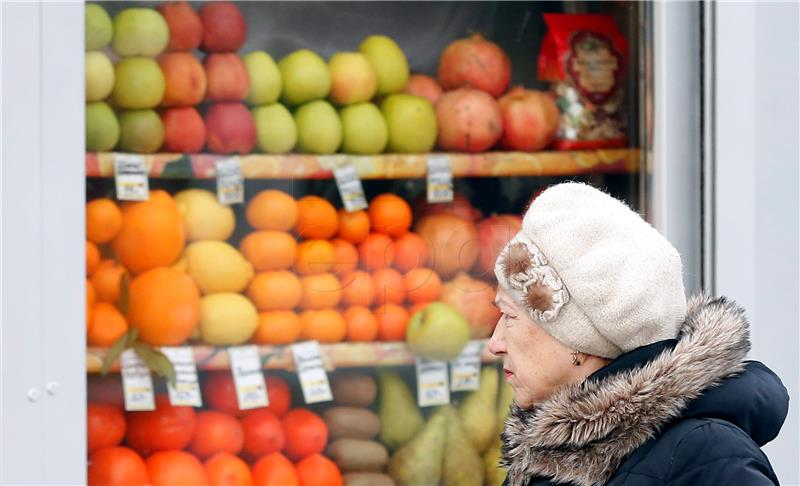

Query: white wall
[715,3,800,484]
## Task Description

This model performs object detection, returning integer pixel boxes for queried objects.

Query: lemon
[200,293,259,345]
[181,241,254,294]
[174,189,236,242]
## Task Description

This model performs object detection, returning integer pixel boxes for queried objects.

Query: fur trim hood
[501,295,780,486]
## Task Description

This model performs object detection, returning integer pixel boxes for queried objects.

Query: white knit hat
[494,182,687,359]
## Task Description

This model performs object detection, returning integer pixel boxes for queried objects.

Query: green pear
[340,103,388,155]
[459,366,499,453]
[279,49,331,105]
[294,100,342,154]
[112,57,165,109]
[497,378,514,435]
[86,51,115,102]
[388,407,447,486]
[406,302,470,361]
[118,109,164,154]
[443,406,483,486]
[359,35,410,95]
[85,4,113,50]
[253,103,297,154]
[244,51,282,105]
[328,52,377,105]
[378,371,423,450]
[381,94,437,153]
[86,102,119,152]
[112,8,169,57]
[484,437,507,486]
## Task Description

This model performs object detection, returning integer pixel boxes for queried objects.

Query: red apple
[204,53,250,102]
[159,52,206,107]
[204,102,255,154]
[497,87,560,151]
[475,214,522,277]
[403,74,443,105]
[158,2,203,52]
[162,107,206,153]
[199,2,247,53]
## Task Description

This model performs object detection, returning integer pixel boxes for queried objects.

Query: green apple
[112,8,169,57]
[244,51,282,106]
[381,94,437,153]
[294,100,342,155]
[112,57,165,109]
[278,49,331,106]
[85,51,114,102]
[359,35,410,95]
[85,4,113,50]
[86,102,120,152]
[252,103,297,154]
[340,103,388,155]
[406,302,470,361]
[328,52,377,105]
[118,109,164,154]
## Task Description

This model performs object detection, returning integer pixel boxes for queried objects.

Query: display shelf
[86,339,500,373]
[86,148,640,180]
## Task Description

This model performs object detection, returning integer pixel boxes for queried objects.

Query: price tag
[291,341,333,404]
[228,345,269,410]
[450,341,483,391]
[215,157,244,205]
[114,154,149,201]
[120,349,156,411]
[416,358,450,407]
[333,163,367,212]
[161,347,202,407]
[426,155,454,203]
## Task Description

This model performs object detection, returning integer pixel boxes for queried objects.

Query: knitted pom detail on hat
[526,282,554,313]
[504,243,532,279]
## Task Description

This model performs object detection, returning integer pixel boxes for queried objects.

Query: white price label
[161,347,202,407]
[120,349,156,411]
[450,341,483,391]
[228,345,269,410]
[426,155,454,203]
[292,341,333,404]
[114,154,149,201]
[333,163,367,212]
[215,157,244,205]
[416,358,450,407]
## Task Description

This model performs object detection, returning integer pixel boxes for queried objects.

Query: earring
[571,351,582,366]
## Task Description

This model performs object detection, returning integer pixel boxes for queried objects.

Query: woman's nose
[487,321,506,356]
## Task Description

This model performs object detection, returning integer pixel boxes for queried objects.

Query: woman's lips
[504,369,514,380]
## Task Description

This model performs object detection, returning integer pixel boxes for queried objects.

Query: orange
[294,239,335,275]
[241,409,285,460]
[146,450,209,486]
[265,376,292,418]
[343,305,379,342]
[358,233,395,271]
[299,273,342,309]
[404,268,442,303]
[252,311,301,344]
[88,446,148,486]
[240,231,296,271]
[203,372,241,416]
[372,267,407,305]
[281,409,328,461]
[368,193,412,237]
[336,209,370,244]
[127,267,201,346]
[296,454,343,486]
[90,259,127,304]
[126,395,197,455]
[87,240,101,276]
[87,280,96,331]
[251,452,298,486]
[340,271,375,307]
[246,271,302,311]
[87,403,126,453]
[205,452,254,486]
[299,309,347,343]
[112,190,186,275]
[190,410,244,459]
[393,232,429,272]
[330,238,358,275]
[88,302,128,347]
[87,198,123,244]
[375,304,410,341]
[247,190,298,231]
[295,196,338,239]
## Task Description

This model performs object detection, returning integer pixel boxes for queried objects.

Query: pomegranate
[414,192,483,223]
[415,214,479,278]
[404,74,443,105]
[441,272,501,338]
[436,88,503,152]
[437,34,512,97]
[475,214,523,277]
[498,87,560,151]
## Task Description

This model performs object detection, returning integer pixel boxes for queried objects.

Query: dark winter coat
[501,295,789,486]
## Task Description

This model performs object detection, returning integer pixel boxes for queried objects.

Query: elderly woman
[489,183,788,486]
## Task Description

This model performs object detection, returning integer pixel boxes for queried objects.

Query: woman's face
[487,288,580,409]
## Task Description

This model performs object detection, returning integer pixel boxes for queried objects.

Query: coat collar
[501,295,751,486]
